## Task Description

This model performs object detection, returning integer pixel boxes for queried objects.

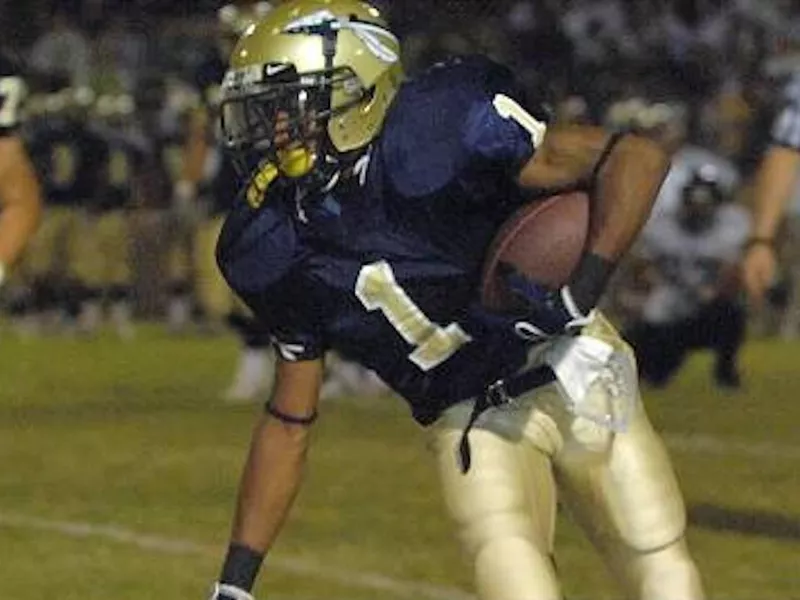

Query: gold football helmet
[219,0,403,179]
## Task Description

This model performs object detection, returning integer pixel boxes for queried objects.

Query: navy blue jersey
[27,116,108,207]
[217,56,548,424]
[98,128,146,210]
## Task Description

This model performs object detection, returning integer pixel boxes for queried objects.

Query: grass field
[1,325,798,599]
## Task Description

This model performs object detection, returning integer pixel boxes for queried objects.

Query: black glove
[504,267,594,340]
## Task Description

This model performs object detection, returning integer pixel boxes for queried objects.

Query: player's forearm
[750,146,800,240]
[588,134,670,262]
[565,135,669,312]
[0,173,42,267]
[0,139,43,268]
[230,414,311,554]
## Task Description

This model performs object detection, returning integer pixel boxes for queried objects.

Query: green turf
[1,326,798,598]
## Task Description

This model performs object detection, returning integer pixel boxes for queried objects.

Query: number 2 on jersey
[356,261,472,371]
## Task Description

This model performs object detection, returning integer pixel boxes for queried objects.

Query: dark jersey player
[0,52,42,288]
[179,2,277,401]
[207,2,704,600]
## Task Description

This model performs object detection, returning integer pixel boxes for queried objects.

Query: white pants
[429,315,704,600]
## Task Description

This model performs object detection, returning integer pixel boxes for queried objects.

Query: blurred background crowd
[1,0,799,399]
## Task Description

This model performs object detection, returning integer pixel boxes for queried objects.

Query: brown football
[481,191,590,311]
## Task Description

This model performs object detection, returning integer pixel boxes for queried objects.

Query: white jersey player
[640,192,750,324]
[650,146,740,222]
[626,170,750,388]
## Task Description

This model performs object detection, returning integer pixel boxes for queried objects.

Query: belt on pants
[457,365,556,473]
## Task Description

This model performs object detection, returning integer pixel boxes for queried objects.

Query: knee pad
[627,537,705,600]
[473,536,561,600]
[604,424,687,552]
[460,510,560,600]
[461,510,538,556]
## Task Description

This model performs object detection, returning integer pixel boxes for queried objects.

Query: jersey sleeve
[460,59,548,169]
[216,200,329,362]
[770,76,800,151]
[0,55,27,136]
[236,285,328,362]
[380,56,550,198]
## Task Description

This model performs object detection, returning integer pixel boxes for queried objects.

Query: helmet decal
[283,10,399,64]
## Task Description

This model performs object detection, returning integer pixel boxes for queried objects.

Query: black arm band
[567,252,617,314]
[265,402,318,426]
[590,132,626,190]
[219,543,264,592]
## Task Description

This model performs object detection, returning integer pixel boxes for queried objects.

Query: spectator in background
[30,11,91,87]
[561,0,637,66]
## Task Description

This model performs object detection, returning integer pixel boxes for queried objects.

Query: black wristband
[219,543,264,592]
[567,252,616,314]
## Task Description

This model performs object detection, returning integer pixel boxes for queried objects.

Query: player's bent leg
[165,231,195,334]
[701,299,745,389]
[431,403,561,600]
[554,316,704,599]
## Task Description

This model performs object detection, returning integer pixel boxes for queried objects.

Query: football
[481,191,590,311]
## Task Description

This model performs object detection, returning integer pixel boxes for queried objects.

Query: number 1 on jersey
[356,261,472,371]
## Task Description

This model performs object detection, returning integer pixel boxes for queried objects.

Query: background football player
[22,85,104,332]
[67,93,140,339]
[205,2,703,600]
[0,51,43,294]
[179,0,276,401]
[622,168,750,389]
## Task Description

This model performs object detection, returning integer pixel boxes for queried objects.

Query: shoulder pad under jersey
[378,55,550,197]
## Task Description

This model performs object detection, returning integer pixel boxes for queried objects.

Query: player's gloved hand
[503,267,595,341]
[208,582,255,600]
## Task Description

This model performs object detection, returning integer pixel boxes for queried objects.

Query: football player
[181,1,277,400]
[0,52,42,290]
[24,86,104,330]
[206,2,704,600]
[69,93,140,338]
[742,74,800,307]
[623,169,750,388]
